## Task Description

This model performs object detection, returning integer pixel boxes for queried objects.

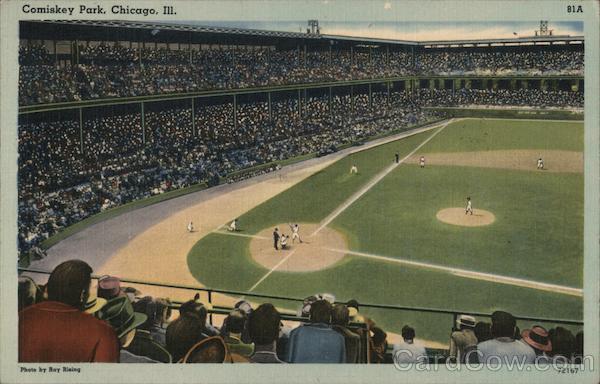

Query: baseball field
[187,118,584,344]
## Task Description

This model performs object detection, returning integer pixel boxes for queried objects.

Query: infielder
[465,197,473,215]
[537,157,544,170]
[228,219,238,232]
[289,223,303,243]
[420,156,426,168]
[187,221,194,233]
[350,164,358,174]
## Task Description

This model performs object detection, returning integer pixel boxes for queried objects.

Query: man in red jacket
[19,259,119,362]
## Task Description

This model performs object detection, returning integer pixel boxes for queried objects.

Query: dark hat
[96,296,147,338]
[97,275,125,300]
[522,326,552,352]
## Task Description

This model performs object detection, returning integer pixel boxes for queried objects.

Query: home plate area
[249,223,348,272]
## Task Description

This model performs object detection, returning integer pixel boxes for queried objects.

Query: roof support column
[79,108,84,155]
[329,87,333,119]
[350,85,354,114]
[297,89,302,119]
[268,92,272,122]
[141,102,146,145]
[387,81,391,105]
[304,44,307,67]
[191,98,196,136]
[233,94,238,130]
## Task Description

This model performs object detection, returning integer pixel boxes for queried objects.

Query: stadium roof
[21,20,584,48]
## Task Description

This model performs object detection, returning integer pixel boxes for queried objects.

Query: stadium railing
[17,267,584,329]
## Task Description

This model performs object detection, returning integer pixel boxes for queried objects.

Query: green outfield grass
[187,118,584,343]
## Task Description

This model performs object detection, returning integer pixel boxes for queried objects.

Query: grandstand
[17,20,584,365]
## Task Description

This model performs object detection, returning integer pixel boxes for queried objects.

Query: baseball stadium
[17,20,584,364]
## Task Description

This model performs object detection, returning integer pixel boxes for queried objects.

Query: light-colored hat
[456,314,476,329]
[84,292,107,314]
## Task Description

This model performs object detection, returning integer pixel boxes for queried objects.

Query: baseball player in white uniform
[350,164,358,174]
[228,219,238,232]
[280,234,289,250]
[290,223,303,243]
[187,221,194,233]
[537,157,544,170]
[419,156,426,168]
[465,197,473,215]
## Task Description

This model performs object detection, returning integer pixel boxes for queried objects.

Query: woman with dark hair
[19,259,119,362]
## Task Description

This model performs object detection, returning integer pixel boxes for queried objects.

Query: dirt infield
[249,223,347,272]
[408,150,583,173]
[436,208,496,227]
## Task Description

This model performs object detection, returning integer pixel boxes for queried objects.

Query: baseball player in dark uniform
[273,227,280,250]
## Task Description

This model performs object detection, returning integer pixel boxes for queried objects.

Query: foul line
[211,230,268,240]
[310,119,453,237]
[325,247,582,297]
[247,249,299,292]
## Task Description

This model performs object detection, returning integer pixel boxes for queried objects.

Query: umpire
[273,227,280,250]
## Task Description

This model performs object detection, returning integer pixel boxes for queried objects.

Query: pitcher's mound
[436,208,496,227]
[250,223,347,272]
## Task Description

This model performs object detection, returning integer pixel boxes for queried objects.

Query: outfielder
[420,156,426,168]
[289,223,303,243]
[465,197,473,215]
[350,164,358,174]
[537,157,544,170]
[187,221,194,233]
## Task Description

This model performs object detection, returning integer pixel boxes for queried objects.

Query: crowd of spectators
[18,260,584,364]
[417,88,584,108]
[18,92,442,257]
[19,43,583,105]
[415,48,584,76]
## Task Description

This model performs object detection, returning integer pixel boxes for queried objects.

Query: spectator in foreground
[286,300,346,363]
[520,325,552,363]
[346,299,366,323]
[133,296,172,345]
[370,326,389,364]
[477,311,536,364]
[331,304,361,363]
[18,276,43,311]
[248,303,284,363]
[166,313,208,363]
[474,321,492,343]
[449,315,478,363]
[179,293,219,336]
[19,260,119,362]
[97,296,156,363]
[393,325,427,364]
[548,326,575,363]
[222,309,254,358]
[127,296,173,362]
